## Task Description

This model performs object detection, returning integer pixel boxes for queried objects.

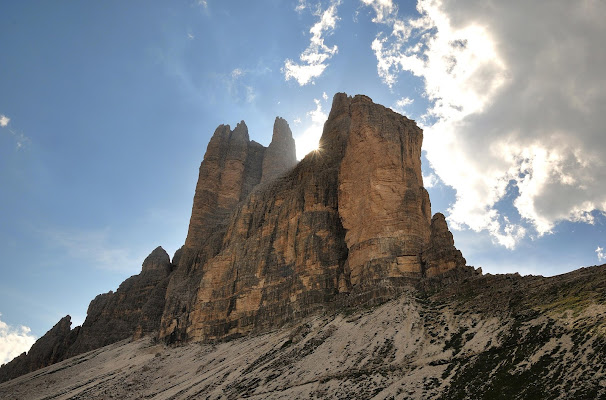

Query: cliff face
[1,93,469,382]
[3,265,605,399]
[338,95,431,285]
[159,117,299,343]
[261,117,297,184]
[159,93,470,343]
[0,247,173,383]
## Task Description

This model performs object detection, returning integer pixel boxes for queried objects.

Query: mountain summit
[1,94,604,399]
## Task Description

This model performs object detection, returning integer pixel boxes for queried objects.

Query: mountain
[0,93,604,399]
[1,265,604,399]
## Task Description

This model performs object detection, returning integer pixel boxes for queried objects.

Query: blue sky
[1,0,605,363]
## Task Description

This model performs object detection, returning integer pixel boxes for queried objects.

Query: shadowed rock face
[421,213,467,277]
[160,93,470,343]
[184,121,265,250]
[1,93,470,383]
[0,246,173,383]
[261,117,297,184]
[0,316,78,383]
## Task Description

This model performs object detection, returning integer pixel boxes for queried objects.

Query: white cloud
[365,0,606,248]
[392,96,414,114]
[187,33,195,40]
[597,246,606,263]
[283,1,341,85]
[225,68,256,104]
[422,172,438,188]
[0,314,36,365]
[361,0,395,23]
[295,0,308,13]
[245,86,256,103]
[197,0,208,7]
[294,117,302,124]
[294,97,329,159]
[0,115,30,149]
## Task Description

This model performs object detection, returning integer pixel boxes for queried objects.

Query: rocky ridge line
[0,93,471,383]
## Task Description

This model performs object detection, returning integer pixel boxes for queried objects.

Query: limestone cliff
[0,246,173,382]
[160,93,471,343]
[338,95,432,285]
[184,121,265,249]
[1,93,471,382]
[0,316,78,383]
[3,264,604,399]
[261,117,297,184]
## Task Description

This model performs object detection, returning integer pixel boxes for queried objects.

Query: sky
[1,0,605,364]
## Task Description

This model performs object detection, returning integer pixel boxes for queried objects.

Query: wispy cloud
[392,96,414,114]
[364,0,606,250]
[422,172,438,189]
[597,246,606,263]
[197,0,208,8]
[283,1,341,86]
[0,313,36,365]
[225,68,257,104]
[40,227,147,274]
[1,114,31,150]
[295,0,308,13]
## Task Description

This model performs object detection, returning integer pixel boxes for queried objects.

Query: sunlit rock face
[161,93,469,342]
[1,93,472,383]
[338,94,432,285]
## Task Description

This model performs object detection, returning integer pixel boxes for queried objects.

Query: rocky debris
[161,93,469,343]
[0,246,174,383]
[2,93,472,382]
[2,264,604,399]
[0,316,78,383]
[261,117,297,184]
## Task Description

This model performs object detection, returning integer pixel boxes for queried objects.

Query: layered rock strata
[160,118,298,342]
[1,93,471,383]
[160,93,471,343]
[338,95,432,285]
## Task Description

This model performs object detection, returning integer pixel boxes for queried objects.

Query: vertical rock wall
[261,117,297,184]
[338,95,432,285]
[160,117,299,341]
[161,93,467,343]
[184,122,265,249]
[2,93,472,383]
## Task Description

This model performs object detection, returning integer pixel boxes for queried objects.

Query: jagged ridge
[0,93,476,382]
